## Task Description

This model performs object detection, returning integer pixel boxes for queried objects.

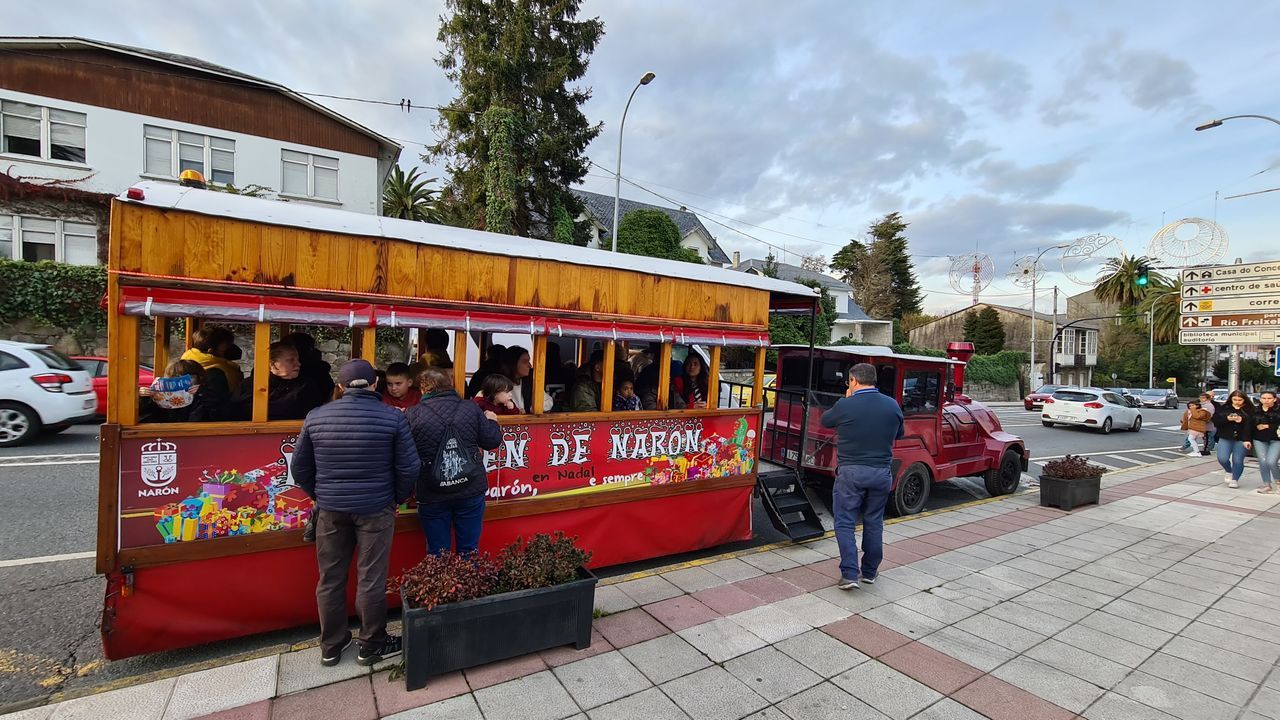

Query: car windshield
[1034,385,1063,394]
[32,348,80,371]
[1140,389,1166,397]
[1053,390,1099,402]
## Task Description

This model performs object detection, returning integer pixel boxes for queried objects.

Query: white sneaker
[1186,452,1201,457]
[1224,472,1233,485]
[1228,479,1239,489]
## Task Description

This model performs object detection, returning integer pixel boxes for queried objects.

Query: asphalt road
[0,407,1192,709]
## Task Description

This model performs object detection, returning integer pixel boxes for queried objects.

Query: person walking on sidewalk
[1200,392,1219,455]
[1212,390,1254,489]
[1253,390,1280,494]
[1180,401,1212,457]
[820,362,903,590]
[292,359,421,668]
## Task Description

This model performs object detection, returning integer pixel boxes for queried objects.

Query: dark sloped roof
[572,189,731,264]
[0,37,400,156]
[736,259,852,291]
[924,303,1102,330]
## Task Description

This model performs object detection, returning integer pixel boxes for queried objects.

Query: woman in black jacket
[1253,390,1280,494]
[235,342,326,421]
[405,367,502,555]
[1212,391,1253,489]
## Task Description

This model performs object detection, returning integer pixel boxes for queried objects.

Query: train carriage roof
[120,182,820,300]
[773,344,964,365]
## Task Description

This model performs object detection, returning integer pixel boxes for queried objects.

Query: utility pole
[1146,310,1154,388]
[1229,346,1240,390]
[1050,286,1058,384]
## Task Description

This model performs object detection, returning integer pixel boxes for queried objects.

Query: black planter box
[1039,475,1101,511]
[402,567,597,691]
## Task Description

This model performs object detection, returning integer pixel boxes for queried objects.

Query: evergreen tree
[829,239,894,319]
[768,279,837,350]
[973,306,1006,354]
[617,209,702,264]
[962,311,981,347]
[866,213,923,319]
[761,252,780,278]
[429,0,603,243]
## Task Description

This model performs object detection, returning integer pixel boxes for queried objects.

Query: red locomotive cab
[761,344,1027,516]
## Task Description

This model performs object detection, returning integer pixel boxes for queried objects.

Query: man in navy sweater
[820,362,903,589]
[293,359,421,668]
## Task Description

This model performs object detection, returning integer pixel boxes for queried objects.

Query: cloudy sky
[12,1,1280,314]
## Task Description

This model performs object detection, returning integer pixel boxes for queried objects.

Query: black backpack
[426,400,481,491]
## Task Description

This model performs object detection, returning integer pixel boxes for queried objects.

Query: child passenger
[473,374,523,416]
[382,362,422,410]
[614,379,642,411]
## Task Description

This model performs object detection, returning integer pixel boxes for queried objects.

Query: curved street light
[612,71,656,252]
[1195,114,1280,131]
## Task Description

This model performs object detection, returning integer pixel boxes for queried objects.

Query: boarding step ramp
[757,467,825,541]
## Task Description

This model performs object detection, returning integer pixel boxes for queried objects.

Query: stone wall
[963,381,1021,402]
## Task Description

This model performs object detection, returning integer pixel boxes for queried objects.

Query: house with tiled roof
[733,256,893,345]
[571,188,732,265]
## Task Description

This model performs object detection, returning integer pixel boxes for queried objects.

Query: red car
[1024,384,1065,411]
[72,356,154,417]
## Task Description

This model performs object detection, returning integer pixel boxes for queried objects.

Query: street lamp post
[611,71,656,252]
[1193,113,1280,389]
[1029,243,1072,389]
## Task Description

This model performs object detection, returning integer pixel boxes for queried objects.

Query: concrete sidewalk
[7,457,1280,720]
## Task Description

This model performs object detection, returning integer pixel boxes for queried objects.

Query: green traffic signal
[1136,265,1149,286]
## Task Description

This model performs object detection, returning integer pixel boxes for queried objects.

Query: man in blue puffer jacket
[293,359,421,669]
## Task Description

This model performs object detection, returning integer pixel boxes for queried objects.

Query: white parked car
[1041,388,1141,434]
[0,340,97,447]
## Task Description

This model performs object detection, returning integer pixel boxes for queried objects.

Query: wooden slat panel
[139,209,185,276]
[258,225,295,285]
[329,233,359,292]
[753,347,767,409]
[440,249,471,301]
[466,252,500,304]
[222,219,261,283]
[453,330,468,394]
[96,424,121,573]
[707,345,721,409]
[600,341,615,412]
[354,237,387,294]
[657,343,672,409]
[183,214,225,280]
[116,204,144,272]
[294,231,331,290]
[386,241,419,297]
[532,335,547,414]
[252,323,270,423]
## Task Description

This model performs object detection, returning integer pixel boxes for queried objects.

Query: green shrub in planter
[1039,455,1106,511]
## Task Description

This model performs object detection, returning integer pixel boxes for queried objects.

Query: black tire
[1042,421,1054,428]
[1167,400,1177,409]
[0,402,41,447]
[1100,417,1113,434]
[1130,415,1142,432]
[984,450,1023,496]
[891,463,931,516]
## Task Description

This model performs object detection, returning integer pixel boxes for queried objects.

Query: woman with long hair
[676,353,709,409]
[1253,390,1280,494]
[1212,390,1254,489]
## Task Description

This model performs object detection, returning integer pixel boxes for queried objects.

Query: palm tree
[1093,254,1169,306]
[1140,278,1182,343]
[382,166,442,222]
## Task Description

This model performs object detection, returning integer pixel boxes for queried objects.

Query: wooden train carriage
[98,182,817,659]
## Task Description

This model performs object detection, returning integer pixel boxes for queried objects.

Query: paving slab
[1081,692,1182,720]
[472,670,581,720]
[831,660,941,720]
[1024,638,1131,689]
[909,698,987,720]
[592,585,639,615]
[645,595,721,633]
[383,694,483,720]
[586,687,689,720]
[619,634,712,686]
[592,608,669,649]
[1052,623,1154,668]
[1113,671,1240,720]
[950,674,1076,720]
[615,575,684,605]
[271,676,376,720]
[739,551,801,573]
[678,617,768,663]
[954,611,1046,653]
[724,646,823,703]
[771,593,851,628]
[162,656,278,720]
[551,651,651,710]
[692,583,767,616]
[991,655,1106,713]
[727,604,811,644]
[659,666,769,720]
[1136,652,1257,707]
[918,626,1017,672]
[702,558,765,583]
[663,566,728,594]
[370,670,468,717]
[1159,636,1273,684]
[46,678,176,720]
[773,681,886,720]
[774,629,868,678]
[277,646,369,696]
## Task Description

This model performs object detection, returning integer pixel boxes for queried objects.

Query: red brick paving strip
[691,583,767,615]
[952,674,1077,720]
[733,574,806,602]
[371,670,468,716]
[539,629,615,667]
[462,652,547,690]
[592,607,669,648]
[644,595,721,632]
[820,616,912,658]
[775,565,837,592]
[879,641,984,695]
[271,676,377,720]
[193,700,271,720]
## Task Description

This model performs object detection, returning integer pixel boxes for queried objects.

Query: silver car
[1137,388,1178,409]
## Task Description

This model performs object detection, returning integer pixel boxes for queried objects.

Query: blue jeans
[833,464,892,581]
[1204,427,1217,452]
[1254,440,1280,487]
[417,494,486,555]
[1216,439,1248,481]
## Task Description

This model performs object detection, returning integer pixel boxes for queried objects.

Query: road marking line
[1032,444,1179,462]
[1131,451,1175,462]
[1099,455,1137,468]
[0,460,98,467]
[0,551,95,568]
[0,453,99,462]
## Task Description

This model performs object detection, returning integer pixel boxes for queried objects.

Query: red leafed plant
[390,552,499,611]
[1041,454,1106,480]
[391,533,591,610]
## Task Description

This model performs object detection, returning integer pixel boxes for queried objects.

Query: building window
[144,125,234,185]
[1059,329,1075,355]
[282,150,339,201]
[1085,330,1098,356]
[1,100,87,163]
[2,216,97,265]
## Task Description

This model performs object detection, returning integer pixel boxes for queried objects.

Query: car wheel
[1100,417,1113,434]
[984,450,1024,496]
[1167,400,1176,409]
[0,402,41,447]
[891,463,931,516]
[1042,421,1054,428]
[1130,415,1142,432]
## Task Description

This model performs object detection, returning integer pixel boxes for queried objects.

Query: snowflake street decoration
[1007,255,1045,288]
[1148,218,1228,267]
[949,252,994,304]
[1061,233,1122,285]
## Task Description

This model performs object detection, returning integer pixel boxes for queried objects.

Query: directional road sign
[1182,260,1280,283]
[1180,329,1279,345]
[1180,312,1280,329]
[1180,277,1280,299]
[1181,295,1280,314]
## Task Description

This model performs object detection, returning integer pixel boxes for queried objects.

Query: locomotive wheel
[891,463,931,516]
[984,450,1023,496]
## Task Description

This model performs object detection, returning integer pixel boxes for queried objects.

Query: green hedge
[0,259,106,333]
[964,350,1028,386]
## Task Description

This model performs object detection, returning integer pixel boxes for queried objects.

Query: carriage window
[902,370,941,416]
[876,364,896,397]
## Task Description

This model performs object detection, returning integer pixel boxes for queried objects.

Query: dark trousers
[315,507,396,655]
[833,464,892,582]
[417,494,486,555]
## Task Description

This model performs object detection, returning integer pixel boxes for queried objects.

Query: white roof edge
[773,344,963,364]
[0,37,402,155]
[119,182,820,299]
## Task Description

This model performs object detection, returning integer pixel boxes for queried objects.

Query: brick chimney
[732,251,741,268]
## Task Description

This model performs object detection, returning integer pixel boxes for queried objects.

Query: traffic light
[1136,263,1150,288]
